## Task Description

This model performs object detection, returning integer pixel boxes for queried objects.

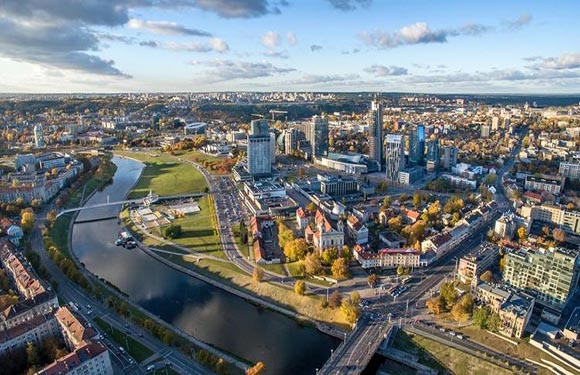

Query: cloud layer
[191,59,295,81]
[128,19,212,37]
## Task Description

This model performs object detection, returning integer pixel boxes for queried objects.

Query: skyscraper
[481,124,490,138]
[310,115,328,159]
[385,134,405,182]
[409,125,425,166]
[368,99,383,169]
[247,119,272,176]
[34,124,45,148]
[442,146,458,170]
[426,138,440,172]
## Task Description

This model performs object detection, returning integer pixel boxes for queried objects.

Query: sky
[1,0,580,94]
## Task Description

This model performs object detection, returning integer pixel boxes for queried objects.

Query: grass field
[393,330,513,375]
[94,317,154,363]
[116,152,207,198]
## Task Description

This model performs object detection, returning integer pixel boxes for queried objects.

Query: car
[439,328,446,333]
[146,364,155,372]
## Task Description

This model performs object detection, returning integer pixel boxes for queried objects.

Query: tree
[253,266,264,283]
[473,306,492,329]
[321,247,338,266]
[278,221,295,249]
[479,270,493,283]
[304,252,323,275]
[440,282,458,310]
[26,342,41,369]
[341,246,352,261]
[426,296,444,315]
[329,290,342,308]
[163,224,182,239]
[413,192,422,209]
[553,228,566,243]
[517,227,527,241]
[382,196,391,210]
[46,209,57,226]
[294,280,306,295]
[396,265,405,276]
[21,208,35,233]
[452,303,469,322]
[306,202,317,212]
[284,238,308,261]
[341,293,361,324]
[367,274,379,287]
[331,258,349,279]
[460,293,474,314]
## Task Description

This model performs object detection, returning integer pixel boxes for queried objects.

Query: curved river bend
[71,157,339,375]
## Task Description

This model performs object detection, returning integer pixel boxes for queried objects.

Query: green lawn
[120,153,207,198]
[393,330,513,375]
[261,263,286,275]
[94,317,154,363]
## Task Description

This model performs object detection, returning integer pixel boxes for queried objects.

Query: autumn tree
[413,192,422,209]
[426,296,444,315]
[283,238,308,261]
[306,202,317,212]
[341,292,361,324]
[382,196,391,210]
[331,258,349,279]
[367,274,379,287]
[553,228,566,243]
[278,221,295,249]
[294,280,306,295]
[321,247,338,266]
[304,252,323,275]
[341,246,352,262]
[479,270,493,283]
[46,209,57,227]
[253,266,264,283]
[517,227,527,241]
[440,282,458,310]
[328,290,342,308]
[21,208,35,233]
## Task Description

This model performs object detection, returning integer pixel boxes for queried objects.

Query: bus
[401,276,413,285]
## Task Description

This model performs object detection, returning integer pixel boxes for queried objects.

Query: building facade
[368,99,383,168]
[559,161,580,181]
[385,134,405,182]
[310,115,329,159]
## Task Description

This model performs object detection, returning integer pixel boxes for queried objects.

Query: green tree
[413,192,422,209]
[163,224,182,239]
[321,247,338,266]
[26,342,41,369]
[294,280,306,295]
[440,282,458,310]
[341,246,352,261]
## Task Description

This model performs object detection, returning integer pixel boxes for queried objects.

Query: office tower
[270,132,276,163]
[503,117,510,129]
[481,124,490,138]
[385,134,405,182]
[491,116,500,131]
[151,113,160,130]
[34,124,45,148]
[409,125,425,166]
[310,115,328,159]
[251,119,269,136]
[426,138,440,171]
[368,99,383,169]
[442,146,458,170]
[247,120,272,175]
[504,247,580,312]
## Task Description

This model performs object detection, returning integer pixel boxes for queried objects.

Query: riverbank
[116,151,350,329]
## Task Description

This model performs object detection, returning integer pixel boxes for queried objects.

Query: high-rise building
[270,132,276,163]
[251,119,269,136]
[491,116,500,131]
[310,115,328,159]
[368,99,383,169]
[247,119,272,176]
[442,146,458,170]
[385,134,405,182]
[503,117,511,129]
[481,124,490,138]
[284,128,298,155]
[426,138,440,171]
[34,124,45,148]
[504,247,580,312]
[409,125,425,166]
[151,113,160,130]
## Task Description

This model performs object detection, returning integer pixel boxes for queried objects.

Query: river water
[71,157,339,375]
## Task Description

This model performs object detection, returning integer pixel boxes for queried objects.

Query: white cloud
[128,19,212,36]
[528,53,580,70]
[190,59,295,81]
[210,38,230,53]
[364,64,408,76]
[261,31,280,49]
[287,32,297,46]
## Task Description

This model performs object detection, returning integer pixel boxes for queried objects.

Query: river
[71,156,339,375]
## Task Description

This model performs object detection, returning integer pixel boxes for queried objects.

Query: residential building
[250,119,269,135]
[1,241,46,300]
[310,115,329,159]
[524,175,564,195]
[353,246,420,269]
[247,132,271,176]
[492,116,500,131]
[37,341,113,375]
[441,173,477,190]
[494,213,517,239]
[481,124,490,138]
[457,242,500,284]
[504,246,580,312]
[346,214,368,245]
[295,207,314,230]
[385,134,405,182]
[54,307,97,350]
[522,203,580,235]
[0,313,60,352]
[368,99,383,169]
[559,161,580,181]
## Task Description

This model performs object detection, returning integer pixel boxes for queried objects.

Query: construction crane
[269,109,288,121]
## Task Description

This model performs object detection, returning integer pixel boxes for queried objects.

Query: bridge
[318,316,393,375]
[55,191,208,219]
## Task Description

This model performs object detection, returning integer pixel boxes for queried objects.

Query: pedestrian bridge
[56,191,160,218]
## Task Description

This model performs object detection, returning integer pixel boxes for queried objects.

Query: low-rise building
[353,246,420,269]
[457,242,500,285]
[346,214,368,245]
[524,174,564,195]
[305,210,344,252]
[295,207,314,230]
[0,313,59,352]
[37,341,113,375]
[54,307,97,350]
[494,213,517,239]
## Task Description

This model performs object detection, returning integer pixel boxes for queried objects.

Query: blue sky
[1,0,579,93]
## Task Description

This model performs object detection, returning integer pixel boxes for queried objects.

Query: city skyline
[1,0,580,94]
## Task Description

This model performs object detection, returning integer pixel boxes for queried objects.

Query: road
[32,210,212,374]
